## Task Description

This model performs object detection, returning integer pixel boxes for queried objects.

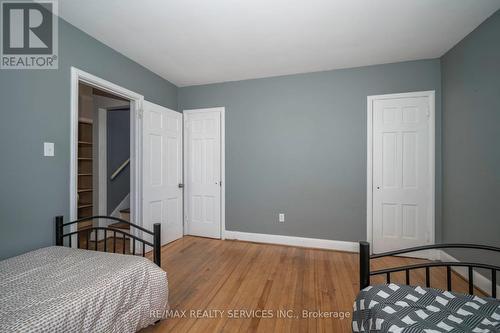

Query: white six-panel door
[184,109,222,239]
[142,101,183,245]
[371,93,434,253]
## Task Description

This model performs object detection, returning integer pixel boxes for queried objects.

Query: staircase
[83,208,129,254]
[77,208,130,253]
[109,208,130,230]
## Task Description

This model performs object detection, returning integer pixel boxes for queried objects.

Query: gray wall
[179,59,442,242]
[107,109,130,215]
[4,9,495,260]
[441,10,500,261]
[0,18,177,259]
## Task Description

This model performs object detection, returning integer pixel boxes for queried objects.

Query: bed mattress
[353,283,500,333]
[0,246,168,333]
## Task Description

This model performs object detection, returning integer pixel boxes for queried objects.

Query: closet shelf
[78,204,93,209]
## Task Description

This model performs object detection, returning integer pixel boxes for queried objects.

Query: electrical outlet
[279,213,285,223]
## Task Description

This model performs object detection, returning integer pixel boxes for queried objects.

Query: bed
[353,242,500,332]
[0,215,168,333]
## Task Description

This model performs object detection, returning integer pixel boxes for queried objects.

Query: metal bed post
[360,241,370,290]
[153,223,161,267]
[55,215,64,246]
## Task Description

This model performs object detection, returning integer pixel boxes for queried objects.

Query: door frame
[366,91,435,253]
[182,107,226,239]
[70,67,144,243]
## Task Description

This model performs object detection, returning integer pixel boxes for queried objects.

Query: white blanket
[0,246,168,332]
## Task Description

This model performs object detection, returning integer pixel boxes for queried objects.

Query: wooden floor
[142,236,483,333]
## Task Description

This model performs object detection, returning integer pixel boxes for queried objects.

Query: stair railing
[110,158,130,181]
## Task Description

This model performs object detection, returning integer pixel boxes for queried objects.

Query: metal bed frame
[55,215,161,266]
[359,241,500,298]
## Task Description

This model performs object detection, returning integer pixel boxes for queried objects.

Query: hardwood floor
[142,236,484,333]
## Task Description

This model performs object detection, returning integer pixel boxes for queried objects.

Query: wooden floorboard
[141,236,484,333]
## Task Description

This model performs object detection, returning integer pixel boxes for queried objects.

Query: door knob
[178,183,184,188]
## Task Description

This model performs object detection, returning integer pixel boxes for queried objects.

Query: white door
[143,101,183,245]
[184,109,222,239]
[371,93,434,253]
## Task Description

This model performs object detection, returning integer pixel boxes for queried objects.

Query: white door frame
[183,107,226,239]
[366,91,435,253]
[70,67,144,242]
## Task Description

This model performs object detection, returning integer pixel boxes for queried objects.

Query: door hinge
[138,108,144,119]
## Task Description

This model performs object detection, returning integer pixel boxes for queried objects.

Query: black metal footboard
[55,215,161,266]
[359,241,500,298]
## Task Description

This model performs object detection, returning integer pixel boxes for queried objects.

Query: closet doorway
[70,67,143,251]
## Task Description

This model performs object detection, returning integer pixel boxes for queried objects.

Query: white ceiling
[59,0,500,87]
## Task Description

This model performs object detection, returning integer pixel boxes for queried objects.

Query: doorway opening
[76,83,132,248]
[70,67,144,252]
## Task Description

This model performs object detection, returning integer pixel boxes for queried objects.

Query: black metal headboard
[55,215,161,266]
[359,241,500,298]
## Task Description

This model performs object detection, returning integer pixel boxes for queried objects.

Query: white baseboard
[391,249,441,261]
[223,230,358,252]
[439,250,499,296]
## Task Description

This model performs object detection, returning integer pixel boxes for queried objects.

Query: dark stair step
[108,222,130,230]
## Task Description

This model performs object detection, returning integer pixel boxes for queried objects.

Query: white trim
[220,109,226,240]
[70,67,143,246]
[439,250,500,296]
[183,107,226,239]
[224,231,358,252]
[396,249,441,261]
[110,193,131,219]
[366,90,436,254]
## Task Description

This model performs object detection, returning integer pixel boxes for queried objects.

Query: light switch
[279,213,285,223]
[44,142,54,157]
